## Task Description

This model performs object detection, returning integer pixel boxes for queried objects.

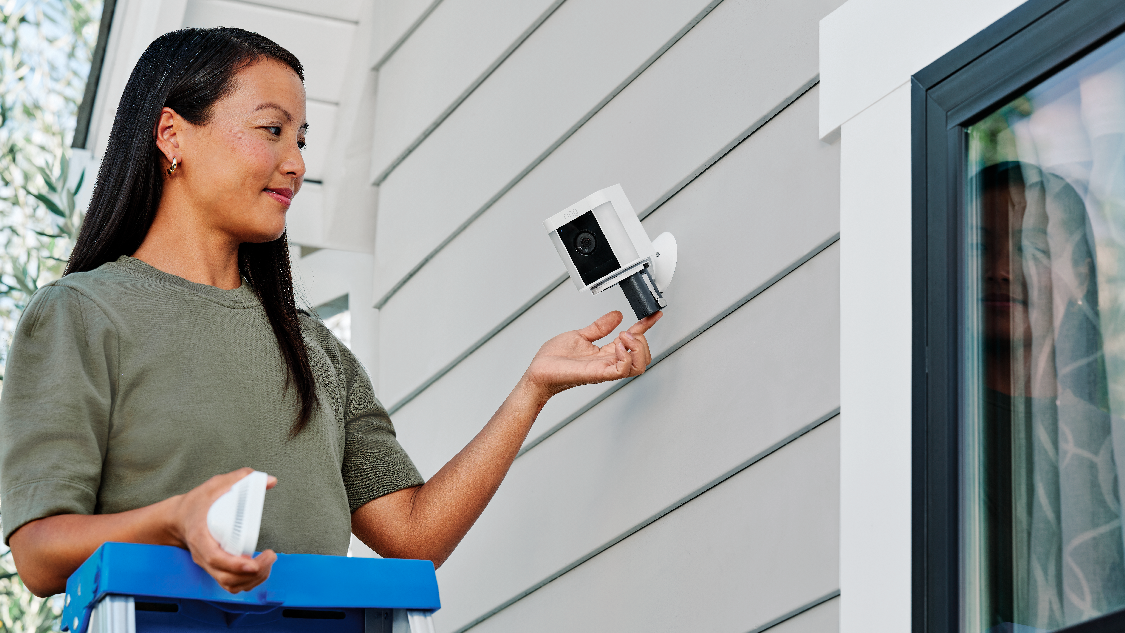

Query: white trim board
[819,0,1027,138]
[822,1,1032,631]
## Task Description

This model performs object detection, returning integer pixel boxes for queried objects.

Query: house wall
[370,1,844,630]
[82,1,847,630]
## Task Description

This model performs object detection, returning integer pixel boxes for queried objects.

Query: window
[914,1,1125,631]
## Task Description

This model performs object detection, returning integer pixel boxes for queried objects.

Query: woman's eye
[265,126,281,136]
[297,139,306,151]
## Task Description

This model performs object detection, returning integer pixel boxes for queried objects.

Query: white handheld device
[206,470,267,557]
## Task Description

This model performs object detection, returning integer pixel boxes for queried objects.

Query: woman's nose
[984,246,1012,284]
[282,145,306,181]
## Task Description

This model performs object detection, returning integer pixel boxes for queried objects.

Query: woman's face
[175,59,307,243]
[977,181,1051,347]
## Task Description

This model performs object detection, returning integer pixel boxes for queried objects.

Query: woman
[0,28,659,597]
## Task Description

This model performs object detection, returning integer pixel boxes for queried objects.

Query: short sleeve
[338,345,424,512]
[0,285,116,543]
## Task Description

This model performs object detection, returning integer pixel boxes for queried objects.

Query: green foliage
[0,0,101,382]
[0,547,60,633]
[0,1,102,630]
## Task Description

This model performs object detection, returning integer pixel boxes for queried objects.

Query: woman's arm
[351,310,659,566]
[9,468,277,597]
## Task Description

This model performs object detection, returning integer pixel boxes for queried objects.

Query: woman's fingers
[577,311,624,343]
[196,543,275,593]
[209,566,267,594]
[199,468,254,502]
[615,338,633,376]
[606,311,659,372]
[620,331,652,374]
[626,311,662,336]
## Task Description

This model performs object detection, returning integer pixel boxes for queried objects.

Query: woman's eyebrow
[254,102,292,122]
[254,103,308,131]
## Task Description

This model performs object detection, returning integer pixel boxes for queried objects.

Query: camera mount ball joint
[545,184,677,321]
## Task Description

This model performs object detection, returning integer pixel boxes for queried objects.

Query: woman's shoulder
[298,311,346,362]
[297,312,369,380]
[42,258,133,300]
[19,260,132,325]
[9,272,124,357]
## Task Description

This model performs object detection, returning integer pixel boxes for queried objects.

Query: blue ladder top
[61,542,440,633]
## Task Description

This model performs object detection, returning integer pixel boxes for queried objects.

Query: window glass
[964,31,1125,632]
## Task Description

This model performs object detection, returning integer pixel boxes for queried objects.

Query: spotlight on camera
[545,184,677,320]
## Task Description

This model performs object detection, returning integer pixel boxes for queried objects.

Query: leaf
[72,167,84,195]
[29,192,64,218]
[35,166,56,193]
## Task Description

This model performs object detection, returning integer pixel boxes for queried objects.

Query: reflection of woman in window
[976,161,1125,630]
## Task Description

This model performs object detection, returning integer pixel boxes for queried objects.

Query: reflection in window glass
[964,31,1125,632]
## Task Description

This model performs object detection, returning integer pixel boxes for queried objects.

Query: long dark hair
[66,28,318,436]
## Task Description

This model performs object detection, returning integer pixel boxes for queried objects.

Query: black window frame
[912,0,1125,631]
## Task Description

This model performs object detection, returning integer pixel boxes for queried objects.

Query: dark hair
[976,160,1025,192]
[65,27,318,436]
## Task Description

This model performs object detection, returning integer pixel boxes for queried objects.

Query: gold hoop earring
[167,156,178,175]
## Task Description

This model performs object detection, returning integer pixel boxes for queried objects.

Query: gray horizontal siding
[235,0,364,22]
[763,595,840,633]
[370,0,442,68]
[182,0,355,103]
[448,418,841,633]
[391,86,838,475]
[304,100,336,181]
[364,1,846,629]
[369,0,562,183]
[424,243,840,630]
[376,0,842,407]
[370,0,713,308]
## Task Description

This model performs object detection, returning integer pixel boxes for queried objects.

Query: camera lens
[575,231,597,255]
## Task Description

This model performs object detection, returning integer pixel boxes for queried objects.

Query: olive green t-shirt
[0,256,424,554]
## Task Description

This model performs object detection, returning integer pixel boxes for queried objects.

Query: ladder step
[64,544,440,633]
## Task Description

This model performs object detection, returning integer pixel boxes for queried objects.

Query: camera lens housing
[574,231,597,255]
[557,211,621,286]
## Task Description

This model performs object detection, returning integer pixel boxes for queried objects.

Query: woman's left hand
[524,310,661,399]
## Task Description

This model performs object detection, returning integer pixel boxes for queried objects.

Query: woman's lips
[265,188,293,207]
[982,293,1025,308]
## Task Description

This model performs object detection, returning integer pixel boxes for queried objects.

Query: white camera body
[545,184,676,319]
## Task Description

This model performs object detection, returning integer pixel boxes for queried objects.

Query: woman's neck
[131,197,243,290]
[984,340,1056,398]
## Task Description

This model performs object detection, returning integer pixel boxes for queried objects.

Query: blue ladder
[61,542,440,632]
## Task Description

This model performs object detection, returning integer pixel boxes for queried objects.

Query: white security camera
[545,184,677,320]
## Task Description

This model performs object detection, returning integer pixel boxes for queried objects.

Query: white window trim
[821,1,1029,631]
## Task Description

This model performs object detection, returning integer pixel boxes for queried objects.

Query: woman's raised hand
[524,310,662,398]
[169,467,277,593]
